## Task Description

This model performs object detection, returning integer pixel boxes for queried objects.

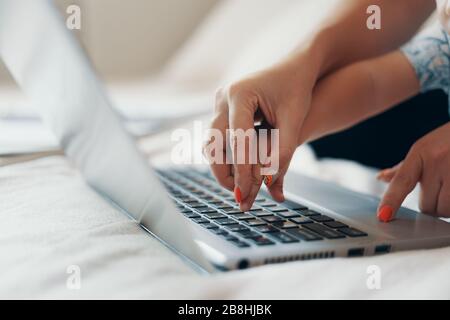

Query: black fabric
[309,90,450,169]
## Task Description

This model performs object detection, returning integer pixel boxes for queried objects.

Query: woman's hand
[203,0,434,212]
[205,55,320,211]
[377,122,450,221]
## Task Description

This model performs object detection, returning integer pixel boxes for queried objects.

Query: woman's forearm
[299,51,420,144]
[290,0,434,79]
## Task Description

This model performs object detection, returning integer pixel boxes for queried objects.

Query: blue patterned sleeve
[401,24,450,94]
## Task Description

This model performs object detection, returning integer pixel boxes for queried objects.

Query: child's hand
[377,122,450,221]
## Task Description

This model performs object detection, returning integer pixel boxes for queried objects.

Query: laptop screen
[0,0,211,271]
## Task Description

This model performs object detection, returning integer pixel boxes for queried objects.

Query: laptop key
[183,199,199,204]
[216,218,237,226]
[192,217,209,224]
[179,196,195,202]
[261,202,277,207]
[300,210,321,217]
[277,211,301,218]
[202,223,219,229]
[255,225,279,233]
[208,201,223,206]
[208,202,226,208]
[309,214,334,223]
[224,210,243,215]
[250,210,273,217]
[273,220,298,229]
[324,221,348,229]
[250,236,275,246]
[270,232,299,243]
[197,208,217,214]
[203,211,226,219]
[262,215,283,223]
[339,227,368,237]
[183,201,200,206]
[183,211,200,219]
[225,224,249,233]
[290,216,313,224]
[238,230,261,239]
[267,205,288,212]
[243,219,266,227]
[234,213,255,221]
[221,207,242,214]
[271,208,289,213]
[217,206,234,210]
[224,235,239,242]
[303,224,345,239]
[287,228,323,241]
[190,204,208,209]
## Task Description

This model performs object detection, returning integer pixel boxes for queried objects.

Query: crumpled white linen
[1,153,448,299]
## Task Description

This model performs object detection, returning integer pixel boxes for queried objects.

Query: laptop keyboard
[156,169,368,249]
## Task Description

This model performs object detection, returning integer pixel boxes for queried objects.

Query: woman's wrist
[290,28,338,80]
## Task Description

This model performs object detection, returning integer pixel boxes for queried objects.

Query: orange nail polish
[378,205,393,223]
[263,175,273,186]
[234,186,242,203]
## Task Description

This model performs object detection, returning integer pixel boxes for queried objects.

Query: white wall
[0,0,218,84]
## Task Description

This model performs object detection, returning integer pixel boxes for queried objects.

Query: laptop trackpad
[283,172,450,240]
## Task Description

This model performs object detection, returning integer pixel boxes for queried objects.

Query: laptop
[2,0,450,272]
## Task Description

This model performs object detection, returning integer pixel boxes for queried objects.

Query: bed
[1,0,449,299]
[1,140,449,299]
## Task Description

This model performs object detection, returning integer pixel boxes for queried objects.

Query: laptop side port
[375,244,391,254]
[237,259,249,269]
[347,248,365,257]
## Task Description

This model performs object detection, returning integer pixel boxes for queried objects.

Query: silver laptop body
[2,0,450,271]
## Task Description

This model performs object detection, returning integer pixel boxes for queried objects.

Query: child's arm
[299,50,420,143]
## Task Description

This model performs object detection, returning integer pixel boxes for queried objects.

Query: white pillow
[160,0,298,89]
[222,0,338,83]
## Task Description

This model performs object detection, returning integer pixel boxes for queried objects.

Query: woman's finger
[240,164,264,210]
[377,162,403,182]
[378,151,422,222]
[437,180,450,217]
[227,86,259,210]
[418,164,441,215]
[205,88,234,190]
[266,173,285,202]
[377,169,396,182]
[263,107,302,200]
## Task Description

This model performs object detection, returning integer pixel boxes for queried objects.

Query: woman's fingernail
[234,186,242,203]
[377,170,387,177]
[378,205,393,223]
[263,175,273,186]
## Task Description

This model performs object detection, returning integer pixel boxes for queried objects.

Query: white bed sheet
[1,154,449,299]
